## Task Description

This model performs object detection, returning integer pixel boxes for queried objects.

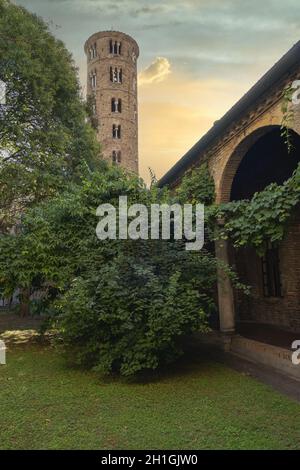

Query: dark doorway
[230,128,300,201]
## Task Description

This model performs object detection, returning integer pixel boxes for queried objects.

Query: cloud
[138,57,171,86]
[132,5,165,17]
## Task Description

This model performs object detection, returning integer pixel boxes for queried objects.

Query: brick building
[84,31,139,173]
[158,41,300,379]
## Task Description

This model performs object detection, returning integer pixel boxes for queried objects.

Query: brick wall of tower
[84,31,139,173]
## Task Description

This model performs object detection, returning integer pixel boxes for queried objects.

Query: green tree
[0,0,100,230]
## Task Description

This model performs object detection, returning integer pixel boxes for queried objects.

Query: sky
[14,0,300,183]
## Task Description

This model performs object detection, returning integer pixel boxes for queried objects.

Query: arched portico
[216,124,300,336]
[217,125,280,203]
[157,40,300,371]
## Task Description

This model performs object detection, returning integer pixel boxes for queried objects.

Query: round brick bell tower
[84,31,139,173]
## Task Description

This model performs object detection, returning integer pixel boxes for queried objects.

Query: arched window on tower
[109,40,122,55]
[112,151,121,164]
[90,70,97,89]
[89,43,97,60]
[112,124,121,139]
[111,98,122,113]
[110,67,122,84]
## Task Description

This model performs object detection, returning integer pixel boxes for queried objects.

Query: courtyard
[1,0,300,455]
[1,342,300,450]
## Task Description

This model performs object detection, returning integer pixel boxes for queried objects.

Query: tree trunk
[20,288,30,317]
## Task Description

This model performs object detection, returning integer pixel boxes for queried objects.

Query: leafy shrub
[58,241,216,376]
[176,163,215,205]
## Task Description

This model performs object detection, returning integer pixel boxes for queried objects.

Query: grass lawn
[1,344,300,450]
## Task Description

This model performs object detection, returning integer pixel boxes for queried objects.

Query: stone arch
[217,125,279,203]
[218,123,300,203]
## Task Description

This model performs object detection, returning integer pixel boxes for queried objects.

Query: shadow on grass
[2,327,219,387]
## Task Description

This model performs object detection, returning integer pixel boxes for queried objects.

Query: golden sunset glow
[138,70,246,182]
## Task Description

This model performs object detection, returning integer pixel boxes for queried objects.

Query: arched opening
[230,128,300,201]
[227,126,300,341]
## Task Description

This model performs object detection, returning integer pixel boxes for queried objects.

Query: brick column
[215,238,236,334]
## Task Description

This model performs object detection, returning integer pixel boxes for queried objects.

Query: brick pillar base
[215,238,236,335]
